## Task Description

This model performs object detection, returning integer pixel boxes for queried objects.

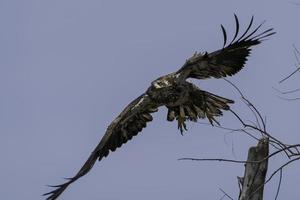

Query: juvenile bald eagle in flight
[44,15,274,200]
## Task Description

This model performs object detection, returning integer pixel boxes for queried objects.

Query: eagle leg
[177,106,187,135]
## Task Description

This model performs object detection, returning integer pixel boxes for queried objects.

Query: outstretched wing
[44,93,159,200]
[176,15,275,80]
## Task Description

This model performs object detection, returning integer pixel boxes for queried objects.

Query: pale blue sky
[1,0,300,199]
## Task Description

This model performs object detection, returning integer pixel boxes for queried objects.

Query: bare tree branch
[279,45,300,84]
[180,78,300,200]
[273,87,300,95]
[239,138,269,200]
[219,188,234,200]
[275,169,282,200]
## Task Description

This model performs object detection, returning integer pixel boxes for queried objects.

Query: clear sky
[1,0,300,199]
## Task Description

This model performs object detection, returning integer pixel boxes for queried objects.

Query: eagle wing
[44,93,159,200]
[176,15,275,80]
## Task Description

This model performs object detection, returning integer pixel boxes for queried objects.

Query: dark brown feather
[44,94,158,200]
[166,84,234,131]
[176,15,275,80]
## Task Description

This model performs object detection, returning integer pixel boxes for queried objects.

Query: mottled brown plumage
[44,15,274,200]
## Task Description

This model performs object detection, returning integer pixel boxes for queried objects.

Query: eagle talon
[177,116,187,135]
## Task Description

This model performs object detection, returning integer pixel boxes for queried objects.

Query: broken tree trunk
[238,138,269,200]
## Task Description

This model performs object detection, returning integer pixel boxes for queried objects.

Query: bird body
[148,73,188,106]
[44,15,275,200]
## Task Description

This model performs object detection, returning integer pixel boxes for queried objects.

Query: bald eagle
[44,15,274,200]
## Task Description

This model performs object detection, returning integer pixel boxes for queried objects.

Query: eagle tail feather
[166,89,234,132]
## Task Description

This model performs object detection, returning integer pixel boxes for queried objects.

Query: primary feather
[176,15,275,80]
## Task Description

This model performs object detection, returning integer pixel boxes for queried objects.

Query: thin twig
[224,79,265,131]
[279,45,300,83]
[178,144,300,165]
[273,86,300,95]
[276,96,300,101]
[195,121,260,141]
[219,188,234,200]
[178,157,248,163]
[279,67,300,83]
[275,169,282,200]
